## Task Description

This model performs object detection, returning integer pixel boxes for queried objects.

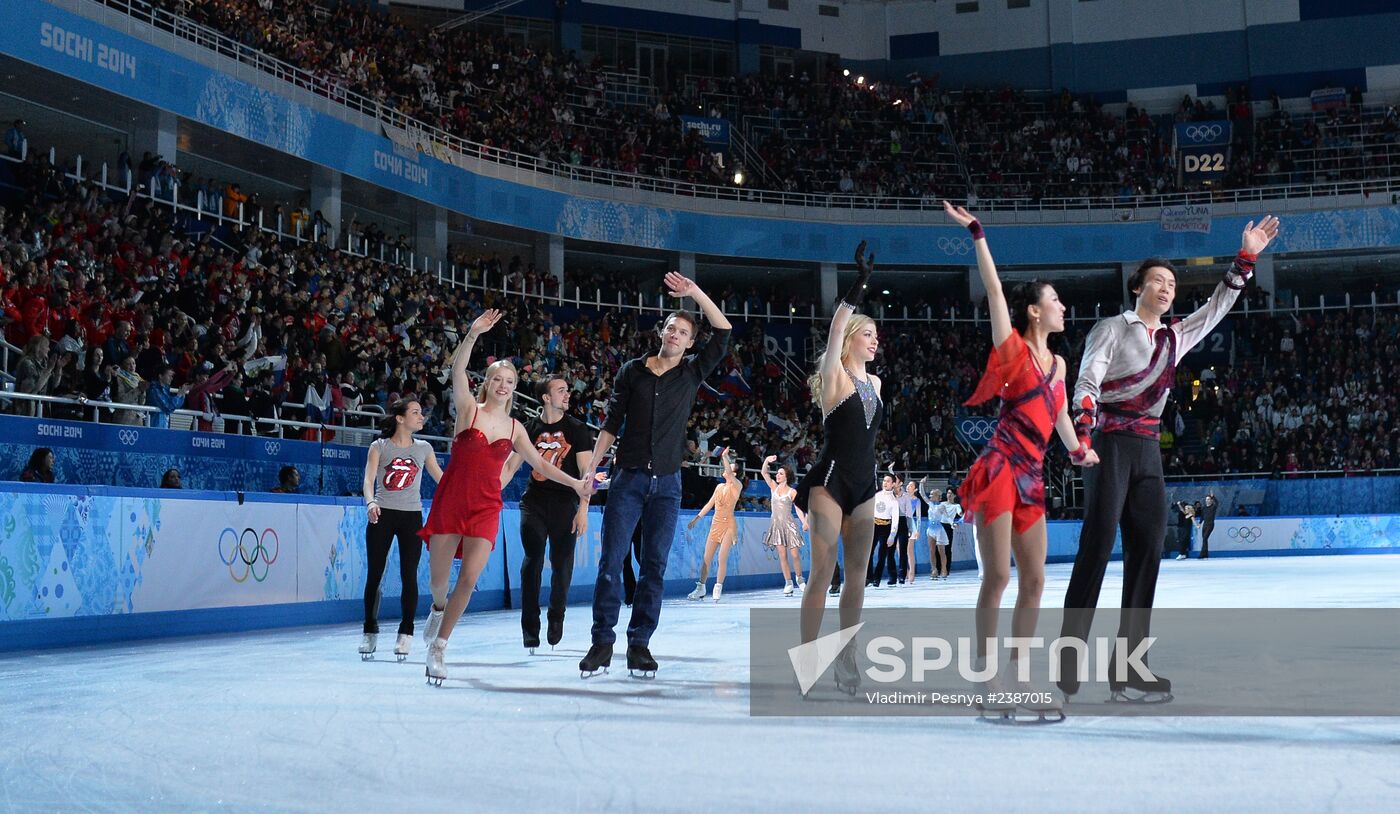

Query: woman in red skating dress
[420,309,591,686]
[943,202,1099,720]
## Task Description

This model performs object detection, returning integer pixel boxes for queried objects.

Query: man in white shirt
[867,475,900,587]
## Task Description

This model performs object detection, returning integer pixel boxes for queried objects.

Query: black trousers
[364,508,423,635]
[1200,522,1214,558]
[519,492,580,639]
[942,523,955,573]
[871,522,898,585]
[1060,432,1166,690]
[1176,521,1193,557]
[896,516,912,580]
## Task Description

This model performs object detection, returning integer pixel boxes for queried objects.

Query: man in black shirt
[579,272,732,677]
[502,375,595,652]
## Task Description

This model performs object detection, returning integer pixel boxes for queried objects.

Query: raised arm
[821,240,876,408]
[944,201,1012,347]
[665,271,731,331]
[759,455,779,491]
[449,309,502,433]
[1173,216,1280,362]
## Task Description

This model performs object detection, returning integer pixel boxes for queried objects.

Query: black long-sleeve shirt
[603,328,731,476]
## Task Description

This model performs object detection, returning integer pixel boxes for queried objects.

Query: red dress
[419,412,517,555]
[960,332,1064,533]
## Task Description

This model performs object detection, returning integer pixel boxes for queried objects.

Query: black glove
[841,240,874,308]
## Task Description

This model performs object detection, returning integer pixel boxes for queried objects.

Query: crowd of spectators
[5,125,1400,496]
[122,1,1400,205]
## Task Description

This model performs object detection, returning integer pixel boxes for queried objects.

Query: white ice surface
[4,555,1400,813]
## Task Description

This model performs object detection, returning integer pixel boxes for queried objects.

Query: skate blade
[527,647,537,656]
[425,674,445,687]
[1109,689,1174,704]
[628,669,657,680]
[980,708,1065,725]
[833,679,860,696]
[359,652,375,661]
[395,653,408,662]
[579,666,610,679]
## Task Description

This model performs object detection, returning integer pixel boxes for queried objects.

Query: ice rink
[5,555,1400,813]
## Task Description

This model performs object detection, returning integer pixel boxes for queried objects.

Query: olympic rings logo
[264,441,281,456]
[937,236,972,256]
[1227,526,1263,541]
[117,429,139,446]
[218,527,281,583]
[1184,124,1223,142]
[958,418,997,442]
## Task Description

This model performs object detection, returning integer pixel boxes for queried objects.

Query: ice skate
[1009,672,1066,724]
[626,644,658,679]
[687,581,707,601]
[832,642,861,696]
[393,634,411,662]
[425,638,447,686]
[974,658,1017,723]
[1109,672,1174,704]
[712,583,724,602]
[783,580,794,596]
[795,575,806,592]
[579,642,613,678]
[358,633,377,661]
[547,617,564,649]
[423,605,445,646]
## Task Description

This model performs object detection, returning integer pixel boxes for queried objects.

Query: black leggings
[364,508,424,635]
[519,493,580,638]
[871,522,897,585]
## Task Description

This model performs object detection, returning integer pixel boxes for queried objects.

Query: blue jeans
[591,468,681,647]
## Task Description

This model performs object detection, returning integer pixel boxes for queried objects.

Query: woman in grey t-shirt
[358,398,443,661]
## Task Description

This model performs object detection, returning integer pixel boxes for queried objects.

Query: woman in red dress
[421,309,592,686]
[943,202,1099,719]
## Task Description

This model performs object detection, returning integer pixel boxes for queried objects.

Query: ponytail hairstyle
[808,313,875,408]
[1007,280,1053,334]
[378,397,419,439]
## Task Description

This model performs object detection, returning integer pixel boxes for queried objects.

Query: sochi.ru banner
[749,608,1400,717]
[679,115,731,147]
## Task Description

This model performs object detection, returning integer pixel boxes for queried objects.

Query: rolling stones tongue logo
[532,431,573,481]
[384,457,421,491]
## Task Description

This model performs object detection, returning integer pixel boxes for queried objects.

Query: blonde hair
[476,359,518,414]
[808,313,875,408]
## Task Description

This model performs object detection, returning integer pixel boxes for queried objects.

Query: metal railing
[79,0,1400,215]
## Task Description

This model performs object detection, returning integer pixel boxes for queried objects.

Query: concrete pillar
[818,262,837,317]
[310,165,342,241]
[1120,261,1137,309]
[413,199,447,267]
[968,265,987,306]
[132,108,177,169]
[536,234,565,296]
[1252,254,1276,312]
[677,251,696,279]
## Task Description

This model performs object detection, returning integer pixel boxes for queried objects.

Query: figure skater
[759,454,808,596]
[686,447,743,602]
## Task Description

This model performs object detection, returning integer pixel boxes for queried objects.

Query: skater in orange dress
[421,309,592,686]
[686,447,743,602]
[943,201,1099,718]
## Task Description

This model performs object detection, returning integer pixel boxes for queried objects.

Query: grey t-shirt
[371,437,434,512]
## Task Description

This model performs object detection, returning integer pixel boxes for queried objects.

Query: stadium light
[843,68,851,77]
[733,169,746,185]
[856,75,866,85]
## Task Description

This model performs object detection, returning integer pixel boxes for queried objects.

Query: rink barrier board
[1,485,1397,651]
